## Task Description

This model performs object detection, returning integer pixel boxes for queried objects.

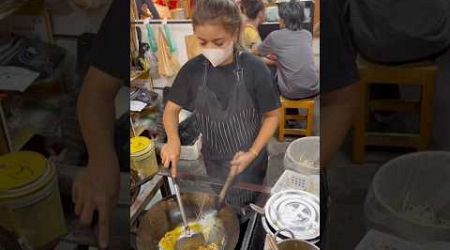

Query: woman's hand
[162,101,183,176]
[72,157,120,249]
[160,139,181,177]
[230,151,258,175]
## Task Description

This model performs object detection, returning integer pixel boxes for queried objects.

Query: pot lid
[0,151,47,192]
[265,189,320,240]
[130,136,152,155]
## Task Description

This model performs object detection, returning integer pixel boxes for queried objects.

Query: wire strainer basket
[284,137,320,176]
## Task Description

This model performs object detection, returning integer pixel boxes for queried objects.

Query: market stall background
[128,0,322,249]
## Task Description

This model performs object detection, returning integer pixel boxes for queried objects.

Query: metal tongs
[161,165,206,250]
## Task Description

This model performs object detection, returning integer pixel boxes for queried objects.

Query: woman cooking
[161,0,280,198]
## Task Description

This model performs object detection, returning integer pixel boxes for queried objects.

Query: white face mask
[201,42,234,67]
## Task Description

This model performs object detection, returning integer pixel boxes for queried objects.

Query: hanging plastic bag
[163,23,177,53]
[156,27,180,78]
[185,34,202,60]
[146,50,160,79]
[146,24,158,53]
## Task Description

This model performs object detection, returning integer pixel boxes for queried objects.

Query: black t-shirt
[89,0,129,82]
[168,52,280,113]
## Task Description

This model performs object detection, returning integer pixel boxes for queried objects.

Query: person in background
[161,0,280,203]
[241,0,266,50]
[257,0,319,100]
[137,0,161,19]
[72,0,128,249]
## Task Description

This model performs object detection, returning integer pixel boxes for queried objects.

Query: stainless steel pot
[136,192,239,250]
[251,190,320,242]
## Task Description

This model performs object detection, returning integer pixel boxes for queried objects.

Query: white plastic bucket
[365,151,450,243]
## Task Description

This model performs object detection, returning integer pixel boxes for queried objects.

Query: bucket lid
[131,136,153,155]
[265,189,320,241]
[0,151,48,192]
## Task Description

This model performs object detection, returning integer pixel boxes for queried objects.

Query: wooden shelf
[130,69,149,82]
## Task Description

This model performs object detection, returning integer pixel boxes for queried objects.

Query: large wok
[136,192,240,250]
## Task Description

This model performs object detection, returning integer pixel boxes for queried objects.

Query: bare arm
[321,83,360,168]
[251,109,280,155]
[261,57,277,66]
[78,66,122,167]
[161,101,182,176]
[231,109,280,174]
[74,66,122,249]
[253,46,278,66]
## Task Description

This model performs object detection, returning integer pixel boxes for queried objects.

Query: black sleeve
[321,0,359,93]
[167,61,196,111]
[89,0,129,82]
[247,54,281,113]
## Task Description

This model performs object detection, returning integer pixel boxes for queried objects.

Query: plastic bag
[365,152,450,243]
[146,24,158,53]
[156,27,180,78]
[163,24,177,53]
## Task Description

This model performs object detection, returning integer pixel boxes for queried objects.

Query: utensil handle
[219,172,236,204]
[249,203,265,215]
[172,179,189,229]
[267,234,279,250]
[167,163,189,232]
[274,228,295,239]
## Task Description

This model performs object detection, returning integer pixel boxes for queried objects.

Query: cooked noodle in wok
[158,212,224,250]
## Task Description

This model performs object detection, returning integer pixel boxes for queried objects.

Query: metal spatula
[167,165,206,250]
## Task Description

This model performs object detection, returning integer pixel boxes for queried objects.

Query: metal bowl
[277,239,320,250]
[130,170,140,204]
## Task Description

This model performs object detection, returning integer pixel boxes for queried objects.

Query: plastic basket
[271,169,319,197]
[365,151,450,243]
[284,136,320,176]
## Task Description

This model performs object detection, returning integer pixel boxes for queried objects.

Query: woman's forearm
[163,101,182,143]
[250,109,280,154]
[77,67,122,167]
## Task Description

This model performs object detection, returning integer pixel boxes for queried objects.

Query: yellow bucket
[131,136,158,179]
[0,151,67,249]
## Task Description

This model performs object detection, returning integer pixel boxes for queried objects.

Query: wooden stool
[352,62,436,163]
[278,97,315,141]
